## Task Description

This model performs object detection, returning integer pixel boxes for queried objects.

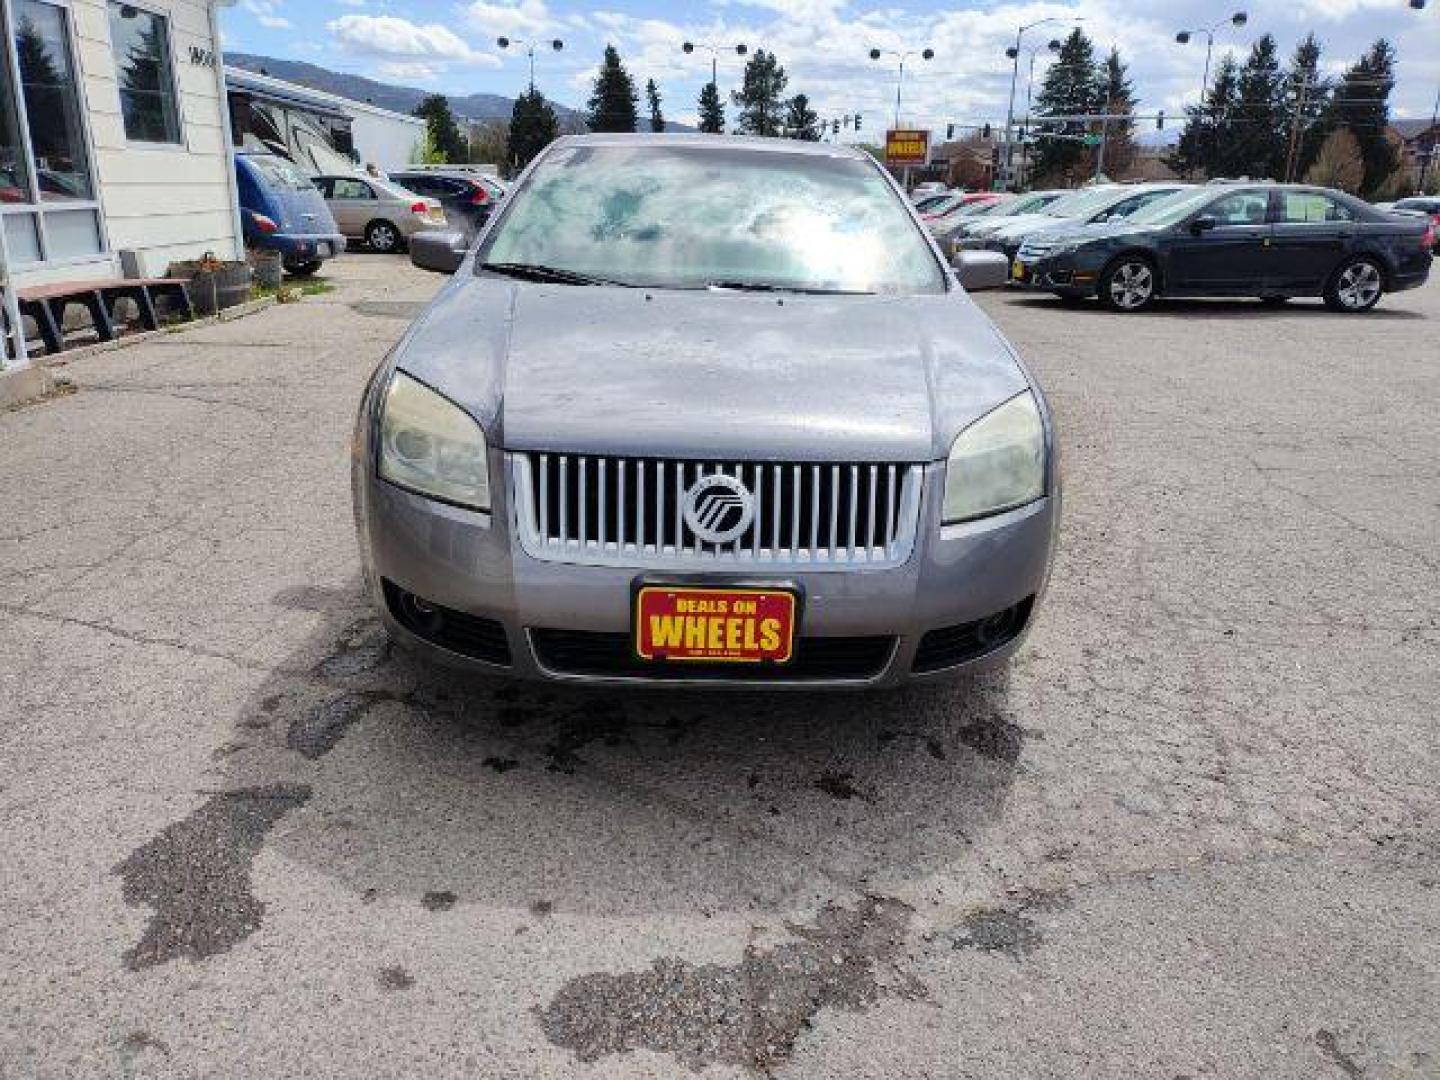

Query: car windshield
[1001,192,1059,216]
[1041,187,1118,217]
[1124,187,1242,228]
[481,143,946,294]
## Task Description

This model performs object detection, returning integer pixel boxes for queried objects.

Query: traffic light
[1156,110,1165,130]
[946,123,955,140]
[854,114,862,131]
[832,118,840,134]
[982,122,992,139]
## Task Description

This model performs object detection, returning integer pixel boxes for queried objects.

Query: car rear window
[247,156,314,190]
[481,143,946,295]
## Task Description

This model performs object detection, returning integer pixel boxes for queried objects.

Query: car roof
[548,132,871,161]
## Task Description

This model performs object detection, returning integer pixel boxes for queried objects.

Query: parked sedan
[353,134,1059,688]
[1011,183,1433,312]
[313,175,447,253]
[390,170,505,238]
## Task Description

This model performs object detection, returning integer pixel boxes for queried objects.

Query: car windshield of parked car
[1002,192,1059,216]
[1124,187,1262,229]
[1041,187,1118,218]
[482,144,945,294]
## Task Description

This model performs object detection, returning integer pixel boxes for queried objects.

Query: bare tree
[1303,128,1364,192]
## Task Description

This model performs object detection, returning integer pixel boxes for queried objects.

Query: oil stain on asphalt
[114,784,311,970]
[538,896,922,1072]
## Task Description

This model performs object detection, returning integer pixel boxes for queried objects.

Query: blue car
[233,152,346,277]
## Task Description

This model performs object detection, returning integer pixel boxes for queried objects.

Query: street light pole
[1002,17,1079,190]
[868,46,933,129]
[1018,40,1061,192]
[682,41,749,100]
[497,36,564,92]
[1175,12,1247,115]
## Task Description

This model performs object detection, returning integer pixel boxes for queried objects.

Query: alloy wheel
[1108,261,1154,310]
[369,223,399,252]
[1335,261,1381,310]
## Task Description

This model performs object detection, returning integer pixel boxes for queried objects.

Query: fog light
[399,590,444,635]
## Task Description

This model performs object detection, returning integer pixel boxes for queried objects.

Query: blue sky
[223,0,1438,133]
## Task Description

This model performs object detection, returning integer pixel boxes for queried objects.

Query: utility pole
[1283,73,1312,183]
[1094,100,1111,180]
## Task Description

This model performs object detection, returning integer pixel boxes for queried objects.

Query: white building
[1,0,243,380]
[225,66,425,175]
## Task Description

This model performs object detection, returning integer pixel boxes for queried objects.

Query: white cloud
[464,0,554,40]
[327,14,501,68]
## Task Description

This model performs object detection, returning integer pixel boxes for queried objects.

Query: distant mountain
[226,53,693,132]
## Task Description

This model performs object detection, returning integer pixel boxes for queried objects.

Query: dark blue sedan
[1011,184,1433,313]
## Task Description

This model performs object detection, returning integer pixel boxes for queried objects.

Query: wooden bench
[15,277,194,355]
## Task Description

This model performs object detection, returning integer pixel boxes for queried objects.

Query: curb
[0,364,56,409]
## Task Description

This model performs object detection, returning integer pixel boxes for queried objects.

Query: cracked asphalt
[2,257,1436,1078]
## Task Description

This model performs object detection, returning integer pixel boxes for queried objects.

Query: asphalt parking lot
[2,256,1436,1078]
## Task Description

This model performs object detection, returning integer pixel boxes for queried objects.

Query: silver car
[351,135,1059,688]
[315,175,447,254]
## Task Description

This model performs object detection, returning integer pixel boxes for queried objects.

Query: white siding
[13,0,240,284]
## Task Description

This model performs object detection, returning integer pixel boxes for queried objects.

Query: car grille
[512,454,924,570]
[530,629,896,682]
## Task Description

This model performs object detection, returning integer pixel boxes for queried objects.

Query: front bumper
[1010,252,1103,294]
[352,449,1060,688]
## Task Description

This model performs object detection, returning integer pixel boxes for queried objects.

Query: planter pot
[168,258,253,317]
[248,250,284,291]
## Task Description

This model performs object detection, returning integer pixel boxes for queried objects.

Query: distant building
[225,67,425,175]
[1391,119,1439,187]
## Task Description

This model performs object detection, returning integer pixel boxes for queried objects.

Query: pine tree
[1091,47,1137,178]
[784,94,820,140]
[1319,39,1399,196]
[1223,34,1285,180]
[586,45,638,133]
[1032,29,1098,184]
[1284,34,1331,181]
[509,87,557,171]
[645,78,664,133]
[1167,55,1240,179]
[697,82,725,134]
[413,94,466,164]
[733,49,788,137]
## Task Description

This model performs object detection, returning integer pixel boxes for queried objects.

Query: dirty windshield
[480,144,946,294]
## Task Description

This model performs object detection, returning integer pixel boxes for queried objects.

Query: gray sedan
[351,134,1059,687]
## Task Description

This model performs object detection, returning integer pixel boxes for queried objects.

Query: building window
[15,0,92,199]
[107,3,181,145]
[1,0,102,264]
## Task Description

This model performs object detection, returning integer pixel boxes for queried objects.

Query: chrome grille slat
[513,453,924,571]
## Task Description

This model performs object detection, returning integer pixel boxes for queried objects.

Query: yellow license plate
[1012,261,1027,281]
[635,586,797,664]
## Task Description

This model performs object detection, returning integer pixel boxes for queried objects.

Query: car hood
[994,214,1087,240]
[1033,220,1157,246]
[393,276,1032,462]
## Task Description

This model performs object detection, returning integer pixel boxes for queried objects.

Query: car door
[327,177,377,239]
[1162,189,1273,293]
[1268,190,1358,293]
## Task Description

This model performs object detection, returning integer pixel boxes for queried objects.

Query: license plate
[1012,260,1027,281]
[635,586,797,664]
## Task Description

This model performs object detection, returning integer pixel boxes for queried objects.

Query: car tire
[1323,257,1384,313]
[286,260,322,278]
[365,220,402,254]
[1099,256,1157,312]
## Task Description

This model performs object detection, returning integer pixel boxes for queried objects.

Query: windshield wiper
[480,262,635,287]
[706,280,873,295]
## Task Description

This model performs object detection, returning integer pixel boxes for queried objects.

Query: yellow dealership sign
[885,129,930,166]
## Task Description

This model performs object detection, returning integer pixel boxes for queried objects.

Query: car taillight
[1422,219,1436,250]
[469,185,488,205]
[252,212,277,234]
[411,201,429,214]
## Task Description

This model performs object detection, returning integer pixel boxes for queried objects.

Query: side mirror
[409,230,468,274]
[1189,215,1217,236]
[951,249,1011,291]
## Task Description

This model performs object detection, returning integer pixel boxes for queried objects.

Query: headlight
[942,391,1046,524]
[377,371,490,510]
